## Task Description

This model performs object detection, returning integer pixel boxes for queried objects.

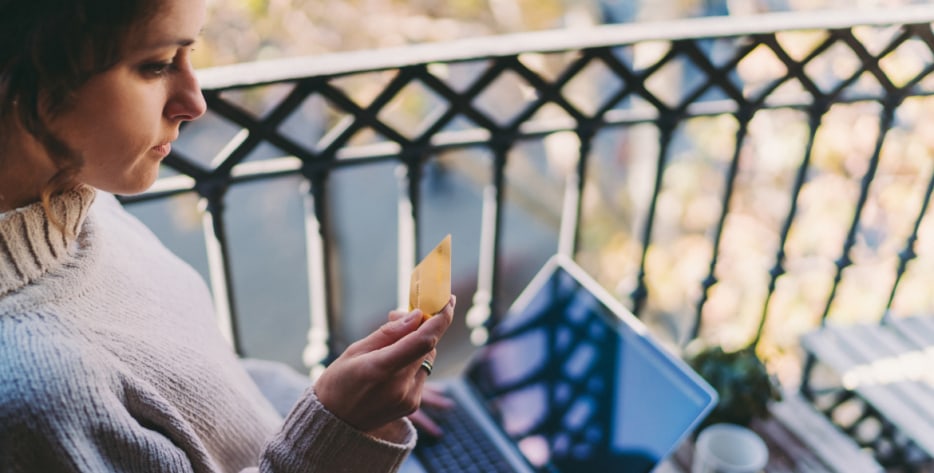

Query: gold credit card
[408,234,452,320]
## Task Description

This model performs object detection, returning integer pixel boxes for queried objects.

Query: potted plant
[686,344,782,429]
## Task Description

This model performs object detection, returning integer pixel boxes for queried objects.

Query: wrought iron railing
[124,7,934,456]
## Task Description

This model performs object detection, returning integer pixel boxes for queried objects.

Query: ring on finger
[419,359,434,376]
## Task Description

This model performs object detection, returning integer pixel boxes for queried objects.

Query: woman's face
[49,0,207,195]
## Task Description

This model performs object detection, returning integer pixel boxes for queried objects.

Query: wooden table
[801,314,934,469]
[654,393,883,473]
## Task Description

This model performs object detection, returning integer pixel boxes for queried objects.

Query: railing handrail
[197,5,934,90]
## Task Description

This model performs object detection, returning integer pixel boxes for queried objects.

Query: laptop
[402,254,717,473]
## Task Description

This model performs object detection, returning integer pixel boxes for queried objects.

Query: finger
[421,386,454,409]
[423,295,456,319]
[376,310,452,371]
[415,295,455,320]
[415,348,437,378]
[410,409,444,438]
[409,351,436,419]
[423,382,445,395]
[346,309,423,355]
[435,297,455,325]
[388,309,408,322]
[442,295,456,315]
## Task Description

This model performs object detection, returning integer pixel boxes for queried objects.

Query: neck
[0,131,57,212]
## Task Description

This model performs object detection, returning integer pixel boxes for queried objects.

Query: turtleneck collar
[0,185,96,297]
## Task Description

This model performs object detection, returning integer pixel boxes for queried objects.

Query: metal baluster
[396,158,421,311]
[752,108,824,347]
[883,152,934,316]
[630,118,676,318]
[466,185,497,346]
[557,128,595,259]
[488,147,508,327]
[692,108,753,343]
[818,102,898,326]
[466,145,509,343]
[198,186,242,354]
[301,173,337,377]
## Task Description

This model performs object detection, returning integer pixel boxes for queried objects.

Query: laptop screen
[465,256,716,473]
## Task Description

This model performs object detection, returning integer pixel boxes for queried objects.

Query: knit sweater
[0,186,415,472]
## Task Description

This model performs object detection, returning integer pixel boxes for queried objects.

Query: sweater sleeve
[259,387,416,473]
[0,328,415,473]
[241,358,417,472]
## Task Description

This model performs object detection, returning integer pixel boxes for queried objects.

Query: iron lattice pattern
[125,10,934,468]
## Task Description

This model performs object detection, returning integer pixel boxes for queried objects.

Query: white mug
[691,423,769,473]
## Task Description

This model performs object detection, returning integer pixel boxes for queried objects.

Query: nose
[165,64,207,122]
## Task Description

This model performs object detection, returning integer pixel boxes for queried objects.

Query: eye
[139,51,185,77]
[140,61,174,77]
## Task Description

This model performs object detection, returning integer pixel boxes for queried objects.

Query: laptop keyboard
[415,402,518,473]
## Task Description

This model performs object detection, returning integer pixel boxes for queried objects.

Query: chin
[123,178,159,195]
[96,172,160,196]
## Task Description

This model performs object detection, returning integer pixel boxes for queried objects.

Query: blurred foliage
[197,0,568,67]
[687,344,782,428]
[195,0,931,66]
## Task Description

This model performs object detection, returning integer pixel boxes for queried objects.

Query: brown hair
[0,0,162,222]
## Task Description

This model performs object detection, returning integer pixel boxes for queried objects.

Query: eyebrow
[138,29,203,52]
[140,38,196,52]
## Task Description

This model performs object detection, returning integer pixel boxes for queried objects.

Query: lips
[152,141,173,156]
[153,130,179,156]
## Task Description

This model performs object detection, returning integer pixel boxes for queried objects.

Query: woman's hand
[314,296,456,434]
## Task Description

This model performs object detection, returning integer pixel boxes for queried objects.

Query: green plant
[686,345,782,428]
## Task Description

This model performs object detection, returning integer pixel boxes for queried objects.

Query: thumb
[348,309,423,355]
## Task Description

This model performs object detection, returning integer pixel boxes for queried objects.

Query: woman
[0,0,454,471]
